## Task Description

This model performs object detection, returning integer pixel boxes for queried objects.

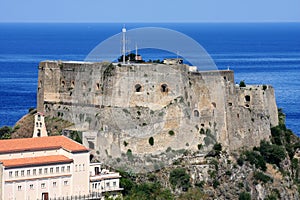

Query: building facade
[0,136,90,200]
[89,163,122,200]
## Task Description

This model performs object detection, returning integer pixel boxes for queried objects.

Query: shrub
[28,107,35,113]
[259,140,286,167]
[226,170,232,176]
[253,171,273,184]
[169,168,191,191]
[168,130,175,136]
[239,192,251,200]
[213,143,222,156]
[213,179,220,188]
[239,150,267,171]
[178,188,206,200]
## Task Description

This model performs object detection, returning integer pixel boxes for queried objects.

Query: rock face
[37,61,278,171]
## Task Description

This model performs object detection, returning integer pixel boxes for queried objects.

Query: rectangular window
[64,180,68,186]
[30,184,34,190]
[56,167,59,173]
[82,164,85,171]
[9,171,13,178]
[67,166,70,172]
[17,185,22,191]
[106,182,109,187]
[41,183,45,189]
[113,182,116,186]
[39,168,42,175]
[33,169,36,175]
[50,168,53,174]
[21,170,24,176]
[53,182,57,187]
[27,170,30,176]
[61,166,65,172]
[15,171,18,177]
[44,168,48,174]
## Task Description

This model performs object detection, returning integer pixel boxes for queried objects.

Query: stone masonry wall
[37,61,278,170]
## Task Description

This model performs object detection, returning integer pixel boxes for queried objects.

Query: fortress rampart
[37,60,278,170]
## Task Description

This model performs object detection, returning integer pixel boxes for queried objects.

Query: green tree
[259,140,286,167]
[0,126,12,139]
[239,192,251,200]
[169,168,191,191]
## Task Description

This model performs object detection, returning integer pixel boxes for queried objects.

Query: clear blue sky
[1,0,300,23]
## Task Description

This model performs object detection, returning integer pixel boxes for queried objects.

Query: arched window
[39,122,42,127]
[135,84,142,92]
[96,83,100,90]
[61,80,65,87]
[161,84,168,93]
[194,110,199,117]
[82,82,87,89]
[37,129,41,137]
[71,81,75,88]
[245,95,250,102]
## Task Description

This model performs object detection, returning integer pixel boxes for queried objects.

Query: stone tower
[32,112,48,137]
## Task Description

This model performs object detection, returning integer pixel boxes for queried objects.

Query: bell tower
[33,112,48,137]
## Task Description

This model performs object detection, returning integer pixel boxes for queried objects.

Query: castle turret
[33,112,48,137]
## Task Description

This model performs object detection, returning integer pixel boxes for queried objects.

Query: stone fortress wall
[37,60,278,170]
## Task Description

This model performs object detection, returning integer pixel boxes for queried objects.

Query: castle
[37,60,278,171]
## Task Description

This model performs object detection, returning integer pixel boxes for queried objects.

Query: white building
[0,113,122,200]
[0,136,90,200]
[89,163,123,199]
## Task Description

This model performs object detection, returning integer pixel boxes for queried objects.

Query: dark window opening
[223,76,227,80]
[237,114,240,118]
[95,167,100,175]
[96,83,100,90]
[161,84,168,92]
[135,84,142,92]
[71,81,75,87]
[194,110,199,117]
[61,80,65,87]
[88,141,95,149]
[37,129,41,137]
[211,102,216,108]
[245,104,250,108]
[245,95,250,102]
[228,102,232,106]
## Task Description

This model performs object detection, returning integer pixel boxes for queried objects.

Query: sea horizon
[0,22,299,135]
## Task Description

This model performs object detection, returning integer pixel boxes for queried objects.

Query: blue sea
[0,23,299,135]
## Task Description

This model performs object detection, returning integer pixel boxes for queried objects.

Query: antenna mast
[122,25,127,64]
[135,44,138,61]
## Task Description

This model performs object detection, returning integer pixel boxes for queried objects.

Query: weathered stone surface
[37,61,278,171]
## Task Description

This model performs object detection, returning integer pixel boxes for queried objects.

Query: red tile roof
[0,136,88,154]
[1,155,73,168]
